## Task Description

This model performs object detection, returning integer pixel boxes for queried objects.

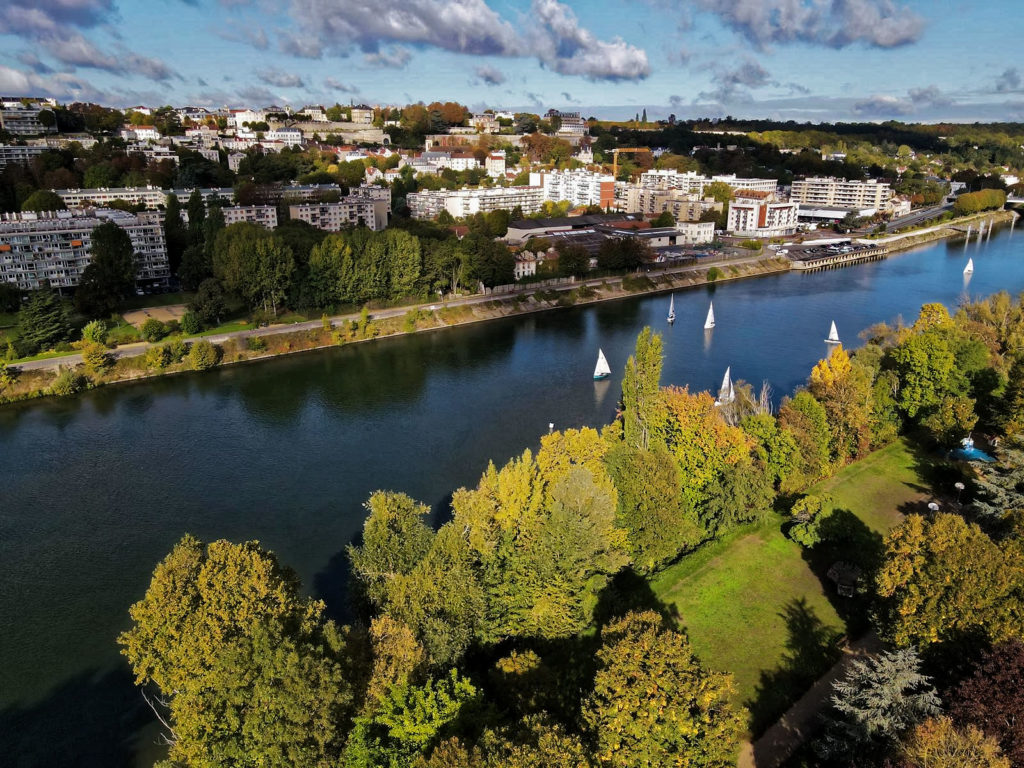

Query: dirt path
[738,631,883,768]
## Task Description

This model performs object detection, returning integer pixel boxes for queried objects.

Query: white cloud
[695,0,924,49]
[257,69,305,88]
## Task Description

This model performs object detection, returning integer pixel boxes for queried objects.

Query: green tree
[741,413,799,490]
[20,190,66,212]
[875,513,1024,649]
[620,327,663,451]
[75,221,136,318]
[140,317,166,342]
[80,341,111,375]
[118,536,355,768]
[778,391,831,490]
[17,285,71,353]
[650,210,674,227]
[556,243,589,277]
[818,648,940,760]
[892,331,955,419]
[186,188,206,244]
[344,670,478,768]
[80,319,107,345]
[349,492,436,611]
[584,611,744,768]
[180,311,201,335]
[164,193,188,276]
[604,444,700,572]
[189,278,226,327]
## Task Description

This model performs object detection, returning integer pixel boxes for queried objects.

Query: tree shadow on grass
[746,597,845,736]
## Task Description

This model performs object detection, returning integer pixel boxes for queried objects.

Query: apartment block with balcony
[0,101,57,136]
[0,144,48,169]
[289,195,387,232]
[406,186,544,220]
[529,170,615,209]
[790,177,892,211]
[726,191,798,237]
[0,209,168,291]
[222,206,278,229]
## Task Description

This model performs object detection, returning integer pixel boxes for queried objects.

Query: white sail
[593,348,611,379]
[667,294,676,323]
[704,301,715,329]
[715,366,734,405]
[964,257,974,274]
[826,320,840,344]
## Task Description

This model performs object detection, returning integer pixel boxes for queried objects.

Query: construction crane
[611,147,652,179]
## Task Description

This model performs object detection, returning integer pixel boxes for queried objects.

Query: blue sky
[0,0,1022,122]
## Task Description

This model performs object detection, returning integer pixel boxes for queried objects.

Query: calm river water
[1,223,1022,765]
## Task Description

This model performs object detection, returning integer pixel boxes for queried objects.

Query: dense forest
[120,291,1024,767]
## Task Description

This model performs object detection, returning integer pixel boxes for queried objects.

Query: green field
[808,438,927,534]
[650,438,926,734]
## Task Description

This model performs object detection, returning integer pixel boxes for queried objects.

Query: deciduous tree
[583,611,744,768]
[75,220,136,318]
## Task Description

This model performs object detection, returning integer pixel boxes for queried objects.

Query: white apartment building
[120,125,162,142]
[485,151,506,179]
[0,209,168,290]
[529,169,615,209]
[222,206,278,230]
[289,197,386,232]
[790,177,892,211]
[56,186,234,210]
[128,144,179,165]
[674,221,716,245]
[726,191,798,237]
[264,128,303,147]
[0,101,56,136]
[637,170,778,196]
[350,107,374,124]
[0,144,48,169]
[228,152,246,172]
[232,109,267,128]
[407,186,544,220]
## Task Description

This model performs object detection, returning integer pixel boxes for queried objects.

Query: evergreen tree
[641,108,647,123]
[17,285,71,353]
[164,193,188,276]
[818,648,940,760]
[186,188,206,245]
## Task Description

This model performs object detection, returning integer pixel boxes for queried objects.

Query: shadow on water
[746,597,844,736]
[0,667,152,768]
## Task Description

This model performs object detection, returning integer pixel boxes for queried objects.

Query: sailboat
[825,321,841,344]
[714,366,735,406]
[704,301,715,330]
[667,295,676,325]
[964,257,974,275]
[593,348,611,380]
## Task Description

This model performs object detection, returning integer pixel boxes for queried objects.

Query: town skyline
[0,0,1022,122]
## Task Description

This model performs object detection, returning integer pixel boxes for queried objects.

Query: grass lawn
[652,522,845,735]
[192,320,255,337]
[808,438,927,535]
[649,438,930,736]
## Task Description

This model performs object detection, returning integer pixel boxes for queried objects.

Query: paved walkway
[738,631,883,768]
[14,254,773,373]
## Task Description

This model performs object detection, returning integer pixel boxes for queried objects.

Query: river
[1,223,1021,766]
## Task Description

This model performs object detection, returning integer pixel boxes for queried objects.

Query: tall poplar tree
[621,327,663,451]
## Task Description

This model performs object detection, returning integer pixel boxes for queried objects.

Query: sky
[0,0,1022,122]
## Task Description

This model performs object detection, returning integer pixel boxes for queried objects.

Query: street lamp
[954,482,965,503]
[927,502,940,513]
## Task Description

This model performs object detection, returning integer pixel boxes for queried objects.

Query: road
[881,202,952,232]
[15,253,774,373]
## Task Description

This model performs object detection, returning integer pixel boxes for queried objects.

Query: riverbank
[865,208,1017,254]
[0,255,791,405]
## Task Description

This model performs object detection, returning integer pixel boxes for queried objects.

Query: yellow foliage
[902,716,1010,768]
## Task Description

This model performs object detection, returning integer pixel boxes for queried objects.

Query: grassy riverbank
[0,256,790,405]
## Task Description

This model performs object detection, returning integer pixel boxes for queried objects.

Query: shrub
[0,362,19,389]
[787,494,833,548]
[188,339,219,370]
[50,367,87,396]
[145,344,172,369]
[180,311,201,335]
[81,341,111,374]
[80,319,108,345]
[403,309,418,332]
[739,239,762,251]
[140,318,167,342]
[164,319,181,336]
[246,335,267,352]
[707,267,724,282]
[321,313,331,331]
[168,337,188,362]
